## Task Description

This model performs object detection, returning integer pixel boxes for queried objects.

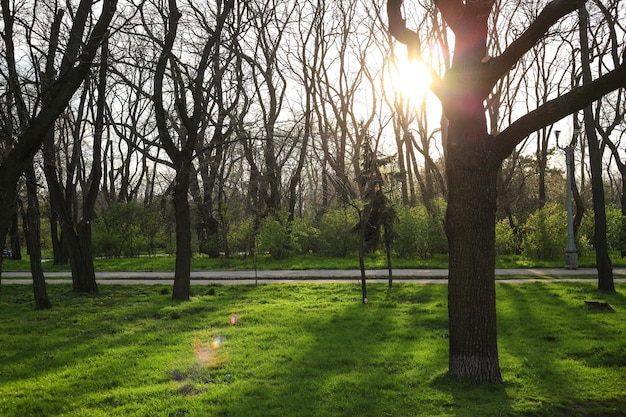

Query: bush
[92,230,120,258]
[289,216,320,254]
[578,205,623,253]
[521,203,592,261]
[394,203,447,259]
[228,217,255,255]
[317,208,359,257]
[257,211,291,260]
[495,218,519,255]
[521,204,566,261]
[92,201,165,257]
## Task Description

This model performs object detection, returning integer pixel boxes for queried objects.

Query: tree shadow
[211,282,514,417]
[496,282,626,414]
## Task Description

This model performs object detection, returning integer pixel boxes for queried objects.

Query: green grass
[4,252,626,272]
[1,282,625,416]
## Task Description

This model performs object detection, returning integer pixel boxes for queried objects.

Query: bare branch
[486,0,586,89]
[495,59,626,160]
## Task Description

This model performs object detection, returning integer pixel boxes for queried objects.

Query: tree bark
[446,122,502,384]
[579,5,614,292]
[172,163,193,301]
[24,166,51,309]
[10,203,21,260]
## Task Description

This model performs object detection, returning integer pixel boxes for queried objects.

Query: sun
[385,52,433,105]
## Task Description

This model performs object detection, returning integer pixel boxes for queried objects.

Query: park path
[2,268,626,285]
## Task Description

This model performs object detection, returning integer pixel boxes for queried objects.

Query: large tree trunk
[446,121,502,384]
[49,210,68,265]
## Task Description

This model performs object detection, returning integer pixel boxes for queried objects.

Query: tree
[578,4,616,292]
[42,33,110,294]
[0,0,117,284]
[387,0,626,383]
[23,165,50,309]
[149,0,236,300]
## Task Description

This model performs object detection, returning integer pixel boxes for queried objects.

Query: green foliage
[289,216,320,254]
[92,201,165,257]
[317,208,359,257]
[257,211,292,260]
[495,218,519,255]
[522,204,593,261]
[227,217,255,255]
[578,205,624,253]
[522,204,567,261]
[394,203,447,259]
[92,229,121,258]
[1,283,626,416]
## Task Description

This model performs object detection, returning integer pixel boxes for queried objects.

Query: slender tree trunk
[621,176,626,258]
[386,239,393,289]
[44,132,98,294]
[10,203,21,260]
[49,210,68,265]
[579,6,614,292]
[358,236,367,304]
[24,166,51,309]
[586,121,614,291]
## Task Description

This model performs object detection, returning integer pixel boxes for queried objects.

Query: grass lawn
[1,282,625,416]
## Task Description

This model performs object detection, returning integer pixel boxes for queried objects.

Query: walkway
[3,268,626,285]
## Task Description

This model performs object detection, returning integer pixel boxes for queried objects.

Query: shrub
[317,208,359,257]
[92,201,165,257]
[578,205,623,253]
[521,204,592,261]
[521,204,566,261]
[258,211,291,260]
[289,216,320,254]
[228,217,255,255]
[92,230,120,258]
[495,218,519,255]
[394,203,447,259]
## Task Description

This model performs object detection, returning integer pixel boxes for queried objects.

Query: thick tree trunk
[358,241,367,304]
[172,165,192,301]
[446,122,502,384]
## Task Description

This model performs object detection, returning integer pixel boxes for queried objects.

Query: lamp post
[555,130,578,269]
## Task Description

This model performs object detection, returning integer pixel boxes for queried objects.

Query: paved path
[2,268,626,285]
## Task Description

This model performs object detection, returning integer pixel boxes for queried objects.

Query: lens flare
[212,335,222,349]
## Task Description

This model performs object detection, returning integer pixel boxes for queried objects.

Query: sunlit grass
[1,282,625,416]
[4,252,626,272]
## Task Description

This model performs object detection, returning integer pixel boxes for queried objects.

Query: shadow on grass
[210,283,514,417]
[5,282,623,416]
[497,282,626,416]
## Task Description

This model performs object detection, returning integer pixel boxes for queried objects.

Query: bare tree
[148,0,235,300]
[578,3,617,292]
[0,0,117,289]
[43,32,109,293]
